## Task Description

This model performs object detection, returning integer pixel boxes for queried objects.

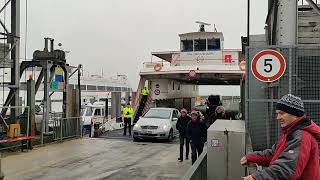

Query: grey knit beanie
[276,94,305,117]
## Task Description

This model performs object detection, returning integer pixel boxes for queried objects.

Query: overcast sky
[13,0,267,90]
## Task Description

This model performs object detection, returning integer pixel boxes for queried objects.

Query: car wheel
[168,129,174,142]
[133,137,140,142]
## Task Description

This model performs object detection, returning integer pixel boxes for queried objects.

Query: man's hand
[242,175,255,180]
[240,156,248,165]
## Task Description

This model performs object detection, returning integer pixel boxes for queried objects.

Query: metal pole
[60,118,63,142]
[247,0,250,46]
[78,64,82,117]
[0,152,3,180]
[10,0,21,119]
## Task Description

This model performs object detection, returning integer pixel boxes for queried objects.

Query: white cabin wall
[150,79,198,100]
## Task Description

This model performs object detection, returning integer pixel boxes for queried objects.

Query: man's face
[276,110,297,127]
[181,111,186,117]
[191,113,198,122]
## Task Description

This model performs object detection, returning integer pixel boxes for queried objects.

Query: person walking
[177,108,192,162]
[187,110,207,165]
[123,104,133,136]
[241,94,320,180]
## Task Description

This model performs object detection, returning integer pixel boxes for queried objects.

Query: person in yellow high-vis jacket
[123,104,133,136]
[141,87,150,104]
[141,87,150,96]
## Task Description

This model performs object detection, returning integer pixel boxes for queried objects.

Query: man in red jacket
[241,94,320,180]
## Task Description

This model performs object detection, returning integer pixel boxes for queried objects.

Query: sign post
[251,49,286,82]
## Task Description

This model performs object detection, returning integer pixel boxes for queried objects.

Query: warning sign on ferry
[251,49,286,83]
[154,89,160,95]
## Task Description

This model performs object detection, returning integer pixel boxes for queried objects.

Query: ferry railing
[143,58,241,69]
[51,117,81,141]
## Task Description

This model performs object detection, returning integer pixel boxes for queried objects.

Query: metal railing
[181,149,207,180]
[51,117,81,141]
[143,59,241,69]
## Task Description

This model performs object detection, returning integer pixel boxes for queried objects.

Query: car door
[171,110,179,134]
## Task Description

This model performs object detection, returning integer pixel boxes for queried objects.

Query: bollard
[0,152,4,180]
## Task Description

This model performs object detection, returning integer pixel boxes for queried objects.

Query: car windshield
[143,109,171,119]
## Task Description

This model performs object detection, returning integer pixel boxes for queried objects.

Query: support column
[27,79,35,148]
[43,63,50,135]
[278,0,297,45]
[111,92,121,121]
[10,0,20,119]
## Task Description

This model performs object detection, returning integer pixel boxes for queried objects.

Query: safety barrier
[51,117,81,141]
[0,106,32,151]
[181,149,207,180]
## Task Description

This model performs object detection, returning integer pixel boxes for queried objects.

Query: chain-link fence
[246,46,320,150]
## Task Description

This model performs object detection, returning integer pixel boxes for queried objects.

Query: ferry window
[80,85,86,90]
[94,109,101,116]
[181,40,193,52]
[87,85,97,91]
[106,86,113,91]
[97,86,105,90]
[194,39,206,51]
[208,38,221,50]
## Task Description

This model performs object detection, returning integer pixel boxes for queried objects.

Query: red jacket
[246,115,320,180]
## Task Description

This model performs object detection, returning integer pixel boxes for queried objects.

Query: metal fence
[51,117,81,141]
[246,46,320,150]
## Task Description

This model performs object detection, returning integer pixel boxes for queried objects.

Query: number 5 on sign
[251,49,286,82]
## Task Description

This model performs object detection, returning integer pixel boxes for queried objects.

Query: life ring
[154,64,162,71]
[239,61,246,71]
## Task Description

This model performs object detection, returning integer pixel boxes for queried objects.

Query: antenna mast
[195,21,211,32]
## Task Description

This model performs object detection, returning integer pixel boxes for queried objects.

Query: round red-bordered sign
[251,49,286,82]
[154,89,160,95]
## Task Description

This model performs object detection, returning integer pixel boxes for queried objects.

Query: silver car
[133,108,180,142]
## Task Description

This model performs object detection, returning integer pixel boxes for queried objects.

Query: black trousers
[179,135,190,160]
[191,143,204,164]
[123,117,132,136]
[141,95,148,104]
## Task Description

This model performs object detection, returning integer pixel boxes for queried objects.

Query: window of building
[194,39,206,51]
[172,82,175,90]
[181,40,193,52]
[207,38,221,50]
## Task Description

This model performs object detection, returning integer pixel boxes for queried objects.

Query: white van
[81,102,107,137]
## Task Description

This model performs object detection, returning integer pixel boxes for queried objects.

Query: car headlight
[133,123,141,130]
[162,124,169,131]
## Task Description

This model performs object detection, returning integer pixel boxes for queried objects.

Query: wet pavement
[2,136,191,180]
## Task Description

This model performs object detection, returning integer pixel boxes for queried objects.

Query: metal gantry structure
[0,0,20,120]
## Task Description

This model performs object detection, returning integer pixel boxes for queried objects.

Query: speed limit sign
[251,49,286,82]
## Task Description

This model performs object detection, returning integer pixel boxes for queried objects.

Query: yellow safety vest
[123,107,133,118]
[141,88,150,96]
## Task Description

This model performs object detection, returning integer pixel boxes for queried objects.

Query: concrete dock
[2,137,191,180]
